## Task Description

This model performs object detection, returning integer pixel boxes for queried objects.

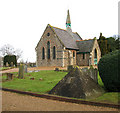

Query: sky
[0,0,119,62]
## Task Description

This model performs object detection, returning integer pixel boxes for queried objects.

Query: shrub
[98,50,120,91]
[3,55,17,67]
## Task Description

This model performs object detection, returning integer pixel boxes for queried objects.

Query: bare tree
[0,44,15,56]
[0,44,23,61]
[15,49,23,60]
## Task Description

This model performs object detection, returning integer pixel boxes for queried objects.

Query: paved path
[1,67,67,74]
[1,66,95,74]
[2,91,118,111]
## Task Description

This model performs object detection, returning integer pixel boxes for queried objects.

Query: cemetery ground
[1,68,119,106]
[0,67,13,71]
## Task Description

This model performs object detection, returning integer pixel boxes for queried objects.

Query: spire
[66,10,71,28]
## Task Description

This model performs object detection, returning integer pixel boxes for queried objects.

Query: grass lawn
[89,92,119,104]
[0,67,12,71]
[2,70,119,104]
[2,70,67,93]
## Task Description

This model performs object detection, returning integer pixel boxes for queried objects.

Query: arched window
[42,47,45,59]
[94,49,97,65]
[94,49,97,58]
[47,41,50,59]
[53,46,56,59]
[83,53,85,59]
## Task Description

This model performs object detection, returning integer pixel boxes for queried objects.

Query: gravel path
[2,91,118,111]
[1,67,67,74]
[1,66,93,74]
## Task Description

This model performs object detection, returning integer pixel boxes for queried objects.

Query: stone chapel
[35,10,101,67]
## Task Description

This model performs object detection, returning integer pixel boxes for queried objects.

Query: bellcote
[66,10,71,29]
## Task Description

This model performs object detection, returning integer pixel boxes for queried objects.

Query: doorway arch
[94,49,97,65]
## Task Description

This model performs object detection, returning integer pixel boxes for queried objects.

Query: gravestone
[81,67,98,83]
[30,77,34,80]
[24,64,27,73]
[18,63,24,79]
[6,73,14,80]
[11,62,14,67]
[67,65,74,72]
[49,66,104,99]
[6,62,9,67]
[89,68,98,83]
[55,68,59,71]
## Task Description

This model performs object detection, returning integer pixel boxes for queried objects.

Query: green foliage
[97,72,104,88]
[3,55,17,67]
[97,33,108,56]
[0,67,11,71]
[98,50,120,91]
[107,37,117,52]
[98,33,120,56]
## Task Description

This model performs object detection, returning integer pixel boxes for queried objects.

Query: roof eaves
[90,39,95,52]
[75,32,82,40]
[66,48,79,50]
[35,24,50,49]
[77,52,90,54]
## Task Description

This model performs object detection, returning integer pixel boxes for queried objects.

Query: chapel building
[35,10,101,67]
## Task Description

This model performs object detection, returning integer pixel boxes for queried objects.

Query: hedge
[98,50,120,91]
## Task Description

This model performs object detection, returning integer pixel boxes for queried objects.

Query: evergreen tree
[98,33,108,56]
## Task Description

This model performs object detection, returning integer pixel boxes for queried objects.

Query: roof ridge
[76,39,93,42]
[51,25,77,34]
[51,26,67,31]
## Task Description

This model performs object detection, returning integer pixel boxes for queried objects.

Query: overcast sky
[0,0,119,62]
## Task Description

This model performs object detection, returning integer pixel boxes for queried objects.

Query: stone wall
[36,25,64,67]
[76,40,101,66]
[36,26,101,67]
[63,50,76,67]
[76,53,90,66]
[36,25,77,67]
[90,39,101,65]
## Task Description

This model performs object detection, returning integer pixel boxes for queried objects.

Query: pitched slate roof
[76,39,95,53]
[52,26,82,50]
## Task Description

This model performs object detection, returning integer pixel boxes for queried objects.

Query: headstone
[11,62,14,67]
[55,68,59,71]
[81,67,98,83]
[24,64,27,73]
[30,77,34,80]
[6,73,14,80]
[18,63,24,79]
[89,68,98,83]
[49,66,104,99]
[67,65,74,72]
[6,62,9,67]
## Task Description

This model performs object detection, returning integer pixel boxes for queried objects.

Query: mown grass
[2,70,67,93]
[89,92,119,104]
[0,67,12,71]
